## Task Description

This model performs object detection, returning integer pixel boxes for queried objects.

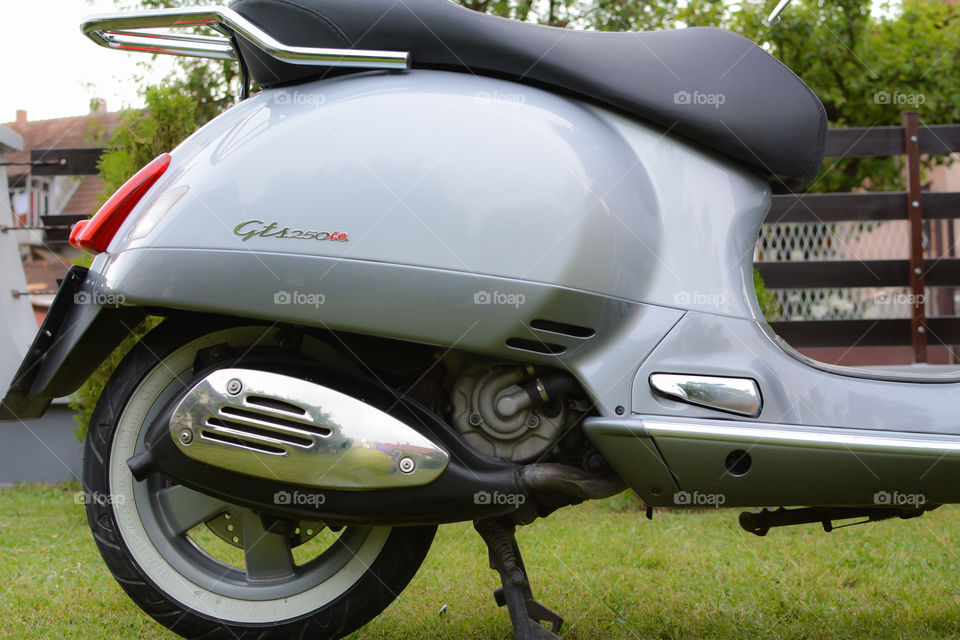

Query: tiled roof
[62,175,107,216]
[2,111,123,179]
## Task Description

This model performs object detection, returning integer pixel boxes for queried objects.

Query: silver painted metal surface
[89,70,725,412]
[632,311,960,433]
[101,70,767,318]
[82,6,410,69]
[169,368,449,489]
[584,415,960,507]
[649,373,761,417]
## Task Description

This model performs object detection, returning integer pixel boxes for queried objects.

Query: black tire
[82,318,436,639]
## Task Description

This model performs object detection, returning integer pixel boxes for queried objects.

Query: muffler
[167,368,450,490]
[128,365,625,526]
[129,364,526,526]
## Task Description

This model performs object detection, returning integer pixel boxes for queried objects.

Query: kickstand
[474,519,564,640]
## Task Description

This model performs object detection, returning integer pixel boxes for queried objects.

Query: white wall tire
[83,319,435,639]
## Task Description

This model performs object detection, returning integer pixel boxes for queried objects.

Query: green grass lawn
[3,484,960,639]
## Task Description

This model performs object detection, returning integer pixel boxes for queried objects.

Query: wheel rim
[108,326,391,623]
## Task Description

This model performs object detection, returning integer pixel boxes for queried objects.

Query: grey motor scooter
[2,1,952,638]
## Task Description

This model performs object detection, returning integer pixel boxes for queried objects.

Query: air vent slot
[200,428,286,455]
[220,406,331,437]
[505,338,567,355]
[529,319,595,338]
[246,395,307,415]
[207,417,314,448]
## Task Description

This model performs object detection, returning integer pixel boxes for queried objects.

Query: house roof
[62,175,107,216]
[2,109,123,180]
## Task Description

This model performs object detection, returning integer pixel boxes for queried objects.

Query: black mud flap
[0,266,146,421]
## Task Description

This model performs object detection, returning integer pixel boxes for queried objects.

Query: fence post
[903,110,927,363]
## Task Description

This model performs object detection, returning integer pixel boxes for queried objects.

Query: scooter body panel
[86,69,765,413]
[100,69,769,315]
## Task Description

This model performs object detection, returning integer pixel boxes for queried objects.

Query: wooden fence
[756,111,960,362]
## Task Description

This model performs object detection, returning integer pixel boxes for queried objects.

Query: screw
[615,405,625,416]
[179,429,193,445]
[912,200,920,208]
[910,135,918,143]
[918,326,926,334]
[526,415,540,429]
[226,378,243,395]
[469,412,483,426]
[399,457,416,474]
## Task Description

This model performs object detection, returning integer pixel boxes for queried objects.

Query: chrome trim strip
[82,7,410,69]
[649,373,761,417]
[641,418,960,458]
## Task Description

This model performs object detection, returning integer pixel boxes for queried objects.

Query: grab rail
[81,6,410,70]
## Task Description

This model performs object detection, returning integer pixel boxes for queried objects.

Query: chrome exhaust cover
[168,368,449,490]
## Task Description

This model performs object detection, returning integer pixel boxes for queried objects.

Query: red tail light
[70,153,171,253]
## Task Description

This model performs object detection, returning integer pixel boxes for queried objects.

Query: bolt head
[226,378,243,395]
[399,457,416,474]
[179,429,194,445]
[468,412,483,426]
[526,415,540,428]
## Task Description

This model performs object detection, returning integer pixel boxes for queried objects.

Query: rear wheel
[83,320,436,639]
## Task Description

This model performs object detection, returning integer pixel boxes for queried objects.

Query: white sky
[1,0,174,123]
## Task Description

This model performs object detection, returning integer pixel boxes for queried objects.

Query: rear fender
[0,266,146,421]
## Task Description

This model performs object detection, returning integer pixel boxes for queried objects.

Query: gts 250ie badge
[234,219,349,242]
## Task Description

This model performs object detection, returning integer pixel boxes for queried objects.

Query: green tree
[113,0,242,124]
[70,87,198,440]
[730,0,960,192]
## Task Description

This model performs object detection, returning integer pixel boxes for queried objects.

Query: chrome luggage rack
[81,6,410,70]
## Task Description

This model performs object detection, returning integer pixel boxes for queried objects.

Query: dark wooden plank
[823,124,960,158]
[903,111,927,361]
[919,126,960,154]
[766,192,906,223]
[923,192,960,220]
[755,259,960,289]
[756,260,908,288]
[766,191,960,223]
[770,317,960,348]
[825,127,904,158]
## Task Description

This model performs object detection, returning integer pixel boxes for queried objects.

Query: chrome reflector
[649,373,761,417]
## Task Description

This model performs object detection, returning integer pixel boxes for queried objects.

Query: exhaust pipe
[520,463,626,500]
